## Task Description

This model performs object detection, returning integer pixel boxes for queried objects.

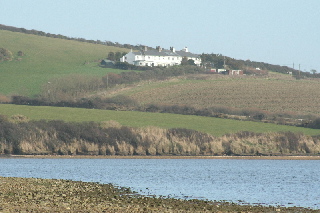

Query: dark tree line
[106,52,126,62]
[200,53,320,78]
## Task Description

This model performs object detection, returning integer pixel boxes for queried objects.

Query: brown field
[107,72,320,116]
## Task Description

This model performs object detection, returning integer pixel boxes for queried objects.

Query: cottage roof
[102,59,115,64]
[131,48,198,58]
[132,49,178,57]
[175,50,199,58]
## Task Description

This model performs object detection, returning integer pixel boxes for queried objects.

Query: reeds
[1,115,319,156]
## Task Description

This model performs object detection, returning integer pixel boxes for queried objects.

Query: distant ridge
[0,24,320,78]
[1,23,318,78]
[0,24,147,51]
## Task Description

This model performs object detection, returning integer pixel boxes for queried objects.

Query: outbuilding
[101,59,115,68]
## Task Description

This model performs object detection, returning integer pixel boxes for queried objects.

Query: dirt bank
[4,154,320,160]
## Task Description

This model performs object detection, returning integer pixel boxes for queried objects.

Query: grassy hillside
[1,29,320,131]
[103,73,320,116]
[0,30,129,96]
[2,29,319,117]
[1,104,319,136]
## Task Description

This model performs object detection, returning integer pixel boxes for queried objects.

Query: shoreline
[0,176,317,212]
[2,154,320,160]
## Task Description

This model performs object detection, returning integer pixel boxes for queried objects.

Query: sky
[1,0,319,71]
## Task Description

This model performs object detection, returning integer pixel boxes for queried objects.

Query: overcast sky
[1,0,319,71]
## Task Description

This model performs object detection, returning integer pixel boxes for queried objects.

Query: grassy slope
[1,30,319,136]
[106,73,320,116]
[0,30,129,96]
[1,104,319,136]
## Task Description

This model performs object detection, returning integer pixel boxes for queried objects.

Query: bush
[0,48,13,61]
[307,118,320,129]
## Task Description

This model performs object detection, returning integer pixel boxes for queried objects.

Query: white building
[120,46,201,67]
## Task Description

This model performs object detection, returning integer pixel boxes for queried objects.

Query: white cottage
[120,46,201,67]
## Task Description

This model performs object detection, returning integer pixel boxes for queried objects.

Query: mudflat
[0,176,316,212]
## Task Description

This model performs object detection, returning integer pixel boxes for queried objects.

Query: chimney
[182,47,188,52]
[156,46,162,52]
[170,47,175,52]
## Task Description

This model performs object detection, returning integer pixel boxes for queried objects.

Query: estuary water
[0,158,319,209]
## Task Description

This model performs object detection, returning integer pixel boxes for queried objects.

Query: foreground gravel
[0,176,317,212]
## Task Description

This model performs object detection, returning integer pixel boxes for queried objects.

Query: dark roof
[102,59,115,63]
[175,51,199,58]
[101,59,115,65]
[132,49,198,58]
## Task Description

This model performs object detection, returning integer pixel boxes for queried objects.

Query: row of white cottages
[120,46,201,67]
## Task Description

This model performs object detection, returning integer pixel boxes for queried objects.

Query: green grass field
[0,30,129,96]
[1,104,319,136]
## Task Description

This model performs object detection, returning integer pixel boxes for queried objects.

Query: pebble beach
[0,176,318,212]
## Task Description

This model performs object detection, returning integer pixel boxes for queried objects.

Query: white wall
[121,50,201,67]
[120,51,137,64]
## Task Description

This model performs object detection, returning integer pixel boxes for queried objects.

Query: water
[0,158,319,209]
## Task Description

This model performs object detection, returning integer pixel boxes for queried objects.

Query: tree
[200,53,224,69]
[181,57,189,66]
[114,52,124,61]
[311,69,317,75]
[107,52,115,61]
[187,59,196,66]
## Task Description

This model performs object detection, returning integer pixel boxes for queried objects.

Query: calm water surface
[0,159,319,209]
